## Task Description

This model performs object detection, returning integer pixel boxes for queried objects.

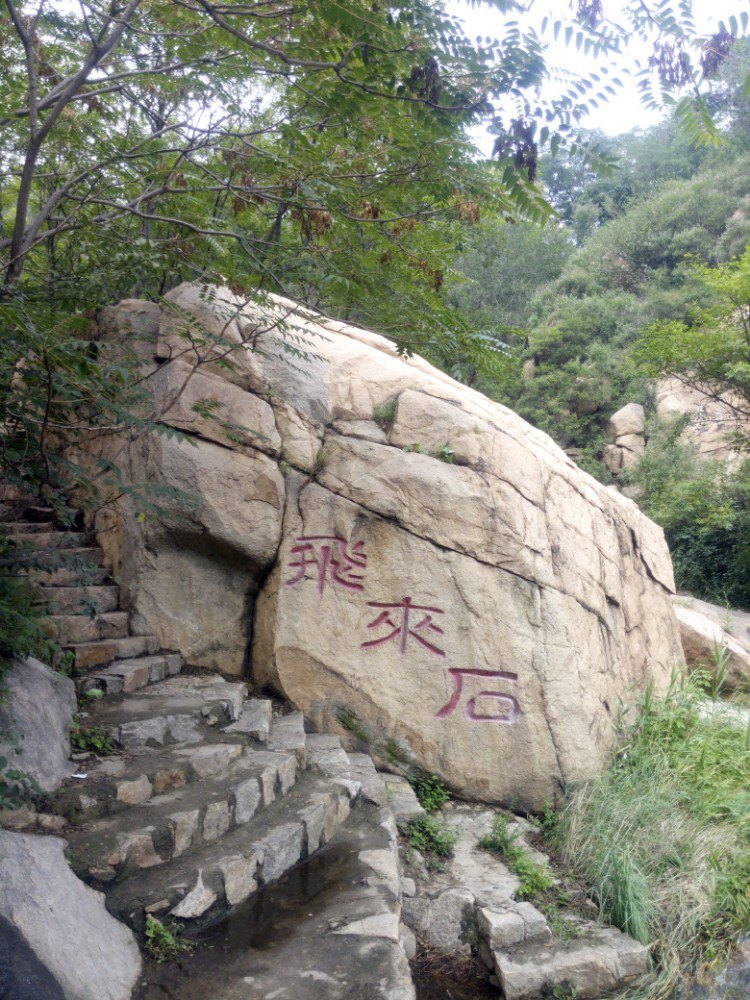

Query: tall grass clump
[553,671,750,999]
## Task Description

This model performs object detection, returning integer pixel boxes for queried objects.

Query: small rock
[36,814,67,833]
[401,877,417,898]
[0,808,38,832]
[234,778,262,825]
[221,855,259,907]
[400,924,417,961]
[153,768,187,795]
[171,871,217,919]
[168,809,199,857]
[203,801,231,841]
[116,774,152,805]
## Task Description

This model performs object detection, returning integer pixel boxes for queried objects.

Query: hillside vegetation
[447,45,750,607]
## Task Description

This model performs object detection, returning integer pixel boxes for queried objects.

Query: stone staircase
[0,492,170,691]
[53,679,414,997]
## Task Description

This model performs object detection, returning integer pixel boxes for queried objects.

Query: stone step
[2,520,55,534]
[477,902,552,954]
[266,710,307,766]
[68,635,160,671]
[19,505,57,524]
[0,484,35,503]
[37,545,105,568]
[55,737,297,823]
[43,611,129,644]
[42,585,120,615]
[77,652,183,697]
[31,563,111,587]
[103,772,358,930]
[492,924,649,1000]
[221,697,272,743]
[66,747,303,882]
[8,529,92,549]
[305,732,352,780]
[94,675,249,750]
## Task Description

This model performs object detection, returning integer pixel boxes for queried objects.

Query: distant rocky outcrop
[603,402,647,474]
[88,284,684,810]
[604,378,747,477]
[655,377,746,465]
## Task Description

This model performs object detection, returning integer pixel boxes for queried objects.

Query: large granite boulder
[0,657,76,793]
[0,831,141,1000]
[92,283,684,809]
[672,595,750,691]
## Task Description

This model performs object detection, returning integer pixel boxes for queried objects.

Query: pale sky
[448,0,741,147]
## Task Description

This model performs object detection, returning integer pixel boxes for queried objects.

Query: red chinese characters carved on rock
[436,668,520,725]
[284,536,367,595]
[361,597,446,658]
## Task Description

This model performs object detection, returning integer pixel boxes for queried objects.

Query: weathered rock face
[0,831,142,1000]
[0,657,76,792]
[93,283,684,808]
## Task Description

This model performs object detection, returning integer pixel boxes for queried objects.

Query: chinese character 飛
[285,536,367,595]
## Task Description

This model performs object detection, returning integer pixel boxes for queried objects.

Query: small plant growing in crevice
[144,916,195,962]
[336,707,370,745]
[70,717,115,755]
[407,768,450,811]
[479,814,553,900]
[432,444,454,463]
[401,814,458,868]
[312,445,332,475]
[373,398,397,432]
[402,442,424,454]
[382,737,411,768]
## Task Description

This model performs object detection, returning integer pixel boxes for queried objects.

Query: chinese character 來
[360,597,446,657]
[284,536,366,595]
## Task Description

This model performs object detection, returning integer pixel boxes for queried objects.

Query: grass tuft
[552,672,750,998]
[401,814,458,867]
[479,813,554,901]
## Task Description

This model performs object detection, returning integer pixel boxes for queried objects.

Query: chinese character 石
[435,668,520,725]
[284,536,367,595]
[360,597,446,657]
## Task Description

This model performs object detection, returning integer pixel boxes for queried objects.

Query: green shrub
[406,769,451,811]
[70,718,115,755]
[373,399,397,431]
[144,916,194,962]
[623,430,750,610]
[401,814,458,866]
[554,673,750,997]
